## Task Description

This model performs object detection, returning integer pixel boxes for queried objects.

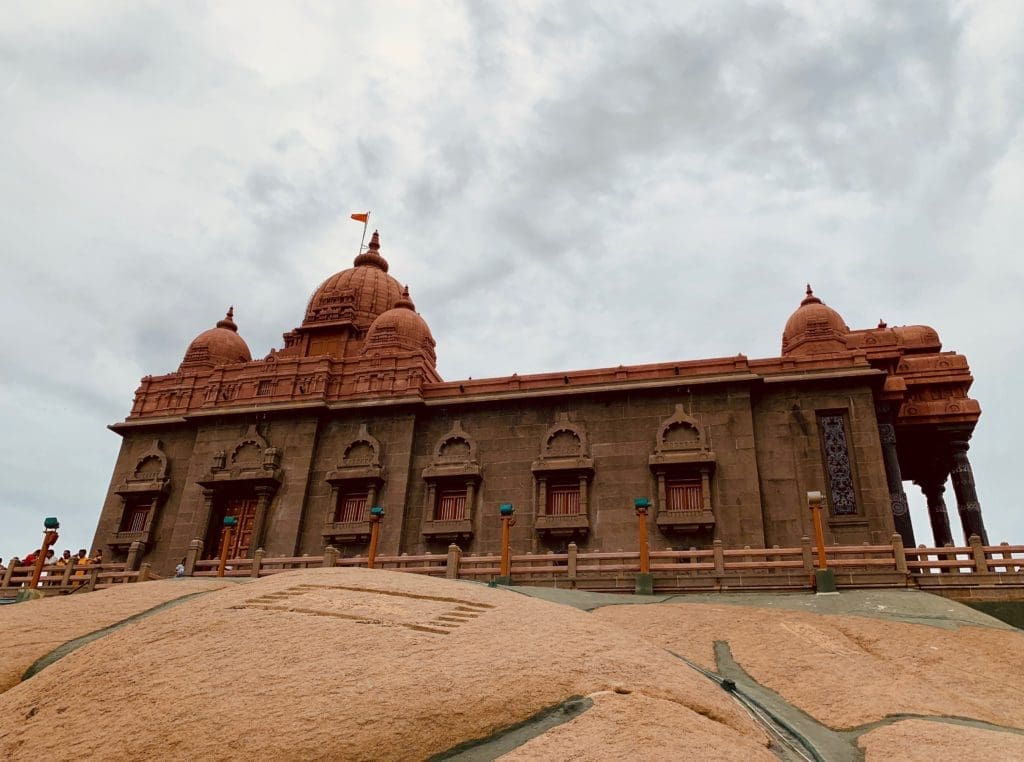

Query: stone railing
[5,535,1021,601]
[0,560,156,599]
[177,534,1024,600]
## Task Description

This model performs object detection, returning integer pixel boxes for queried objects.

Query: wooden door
[224,496,258,558]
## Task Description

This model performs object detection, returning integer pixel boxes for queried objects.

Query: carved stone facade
[92,241,990,574]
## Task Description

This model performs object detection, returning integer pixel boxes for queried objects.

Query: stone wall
[95,373,898,575]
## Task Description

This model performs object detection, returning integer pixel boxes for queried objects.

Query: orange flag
[351,212,369,223]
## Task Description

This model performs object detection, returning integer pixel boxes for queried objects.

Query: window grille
[667,479,702,511]
[436,489,467,521]
[336,491,368,522]
[818,413,858,515]
[120,503,149,533]
[547,483,581,515]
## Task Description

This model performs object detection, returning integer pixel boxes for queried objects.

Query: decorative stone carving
[110,440,171,548]
[421,421,480,541]
[649,405,716,467]
[532,413,593,475]
[533,414,592,538]
[199,424,282,489]
[324,424,386,543]
[648,406,716,533]
[423,421,481,480]
[819,414,858,516]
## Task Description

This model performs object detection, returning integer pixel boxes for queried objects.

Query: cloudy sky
[2,1,1022,559]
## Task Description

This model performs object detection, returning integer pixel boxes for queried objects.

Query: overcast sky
[2,1,1022,559]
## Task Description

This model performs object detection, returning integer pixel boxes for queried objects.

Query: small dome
[303,230,403,330]
[781,285,850,355]
[181,307,252,367]
[363,287,436,365]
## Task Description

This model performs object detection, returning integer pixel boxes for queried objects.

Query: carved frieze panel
[200,424,282,489]
[115,439,171,497]
[532,413,593,474]
[328,424,385,483]
[649,405,716,468]
[423,420,481,480]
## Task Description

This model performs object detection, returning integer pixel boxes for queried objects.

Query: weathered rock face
[3,573,1022,761]
[0,570,771,761]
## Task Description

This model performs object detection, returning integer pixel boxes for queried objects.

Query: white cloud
[2,0,1022,556]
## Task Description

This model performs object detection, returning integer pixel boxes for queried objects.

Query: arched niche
[421,420,480,542]
[648,405,716,534]
[197,423,283,559]
[324,424,385,544]
[109,439,171,550]
[532,413,593,539]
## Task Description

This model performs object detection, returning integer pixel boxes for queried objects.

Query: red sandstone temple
[93,231,988,573]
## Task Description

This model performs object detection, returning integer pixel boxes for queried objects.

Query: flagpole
[359,212,371,252]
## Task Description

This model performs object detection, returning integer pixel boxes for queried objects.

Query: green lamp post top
[634,497,650,513]
[223,516,238,527]
[44,517,60,530]
[499,503,514,517]
[370,506,384,518]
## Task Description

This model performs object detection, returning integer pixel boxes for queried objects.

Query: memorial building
[92,231,990,573]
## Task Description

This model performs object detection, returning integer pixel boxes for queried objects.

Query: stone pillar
[184,539,203,576]
[949,440,989,545]
[446,544,461,579]
[876,405,915,547]
[465,480,477,521]
[915,474,954,548]
[125,541,144,572]
[196,488,217,550]
[250,486,275,558]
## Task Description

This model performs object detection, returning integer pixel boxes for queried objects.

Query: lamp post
[807,491,837,593]
[497,503,515,584]
[217,515,238,578]
[367,506,384,569]
[29,517,60,590]
[634,498,653,595]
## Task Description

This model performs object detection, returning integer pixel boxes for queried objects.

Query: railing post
[891,533,907,573]
[446,544,461,579]
[60,557,77,588]
[125,541,144,572]
[801,536,814,573]
[2,559,16,588]
[321,546,337,569]
[944,543,960,574]
[252,548,266,577]
[1000,541,1015,574]
[185,539,203,576]
[567,542,578,586]
[87,565,99,591]
[135,563,152,583]
[713,540,725,574]
[969,535,988,573]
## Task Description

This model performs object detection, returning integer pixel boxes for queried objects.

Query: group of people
[0,548,104,576]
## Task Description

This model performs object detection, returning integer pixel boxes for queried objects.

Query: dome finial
[216,306,238,332]
[395,285,415,310]
[801,283,821,306]
[353,229,389,271]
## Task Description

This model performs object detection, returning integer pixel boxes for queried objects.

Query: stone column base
[634,573,654,595]
[814,569,838,594]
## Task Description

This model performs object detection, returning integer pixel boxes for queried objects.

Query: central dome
[302,231,403,332]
